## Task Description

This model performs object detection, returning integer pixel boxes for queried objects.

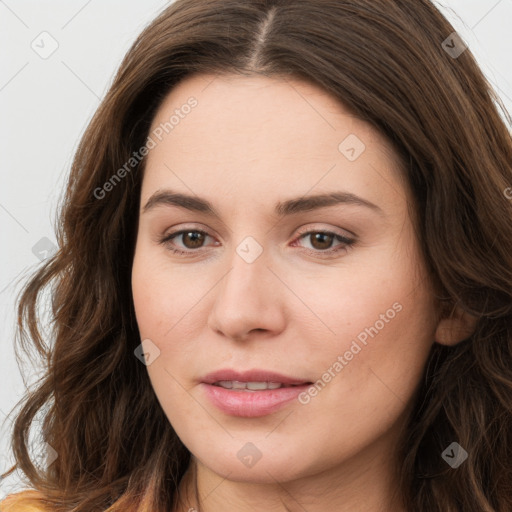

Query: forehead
[142,73,408,215]
[149,73,398,157]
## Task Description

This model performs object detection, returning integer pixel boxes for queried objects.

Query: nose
[207,241,286,342]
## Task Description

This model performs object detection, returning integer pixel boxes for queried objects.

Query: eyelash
[158,227,356,259]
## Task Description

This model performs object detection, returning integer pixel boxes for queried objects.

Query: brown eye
[179,231,206,249]
[159,229,213,254]
[308,232,335,250]
[293,229,356,258]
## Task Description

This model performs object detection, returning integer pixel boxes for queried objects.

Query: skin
[131,73,475,512]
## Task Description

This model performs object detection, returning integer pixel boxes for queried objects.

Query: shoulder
[1,490,48,511]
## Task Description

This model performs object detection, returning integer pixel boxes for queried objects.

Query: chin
[185,435,324,484]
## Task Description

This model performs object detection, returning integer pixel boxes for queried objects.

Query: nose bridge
[207,232,283,340]
[219,234,269,306]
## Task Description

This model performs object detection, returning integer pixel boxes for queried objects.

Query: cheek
[287,260,433,354]
[287,280,435,466]
[131,264,167,340]
[131,251,201,424]
[131,244,198,340]
[293,246,436,404]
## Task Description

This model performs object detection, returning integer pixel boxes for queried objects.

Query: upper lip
[201,369,311,386]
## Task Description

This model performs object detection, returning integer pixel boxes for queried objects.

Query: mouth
[211,380,308,390]
[201,369,313,417]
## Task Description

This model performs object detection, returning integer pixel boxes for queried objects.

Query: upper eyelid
[295,224,356,239]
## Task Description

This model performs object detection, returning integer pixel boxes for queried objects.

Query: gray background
[1,0,511,498]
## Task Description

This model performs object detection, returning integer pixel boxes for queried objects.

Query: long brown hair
[3,1,512,510]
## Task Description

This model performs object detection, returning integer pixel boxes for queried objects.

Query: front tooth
[246,382,268,390]
[218,381,285,390]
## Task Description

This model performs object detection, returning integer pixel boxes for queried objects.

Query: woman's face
[131,73,439,485]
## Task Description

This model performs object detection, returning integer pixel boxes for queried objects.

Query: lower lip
[201,383,310,417]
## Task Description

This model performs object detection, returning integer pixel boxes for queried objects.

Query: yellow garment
[0,491,47,512]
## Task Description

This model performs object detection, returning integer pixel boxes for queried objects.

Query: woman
[2,0,512,510]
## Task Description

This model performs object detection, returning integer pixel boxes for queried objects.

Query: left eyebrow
[142,189,384,217]
[275,191,384,217]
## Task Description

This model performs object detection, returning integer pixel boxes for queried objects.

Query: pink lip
[201,369,312,418]
[202,369,309,386]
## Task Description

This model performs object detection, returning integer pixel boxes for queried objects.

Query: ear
[434,305,478,346]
